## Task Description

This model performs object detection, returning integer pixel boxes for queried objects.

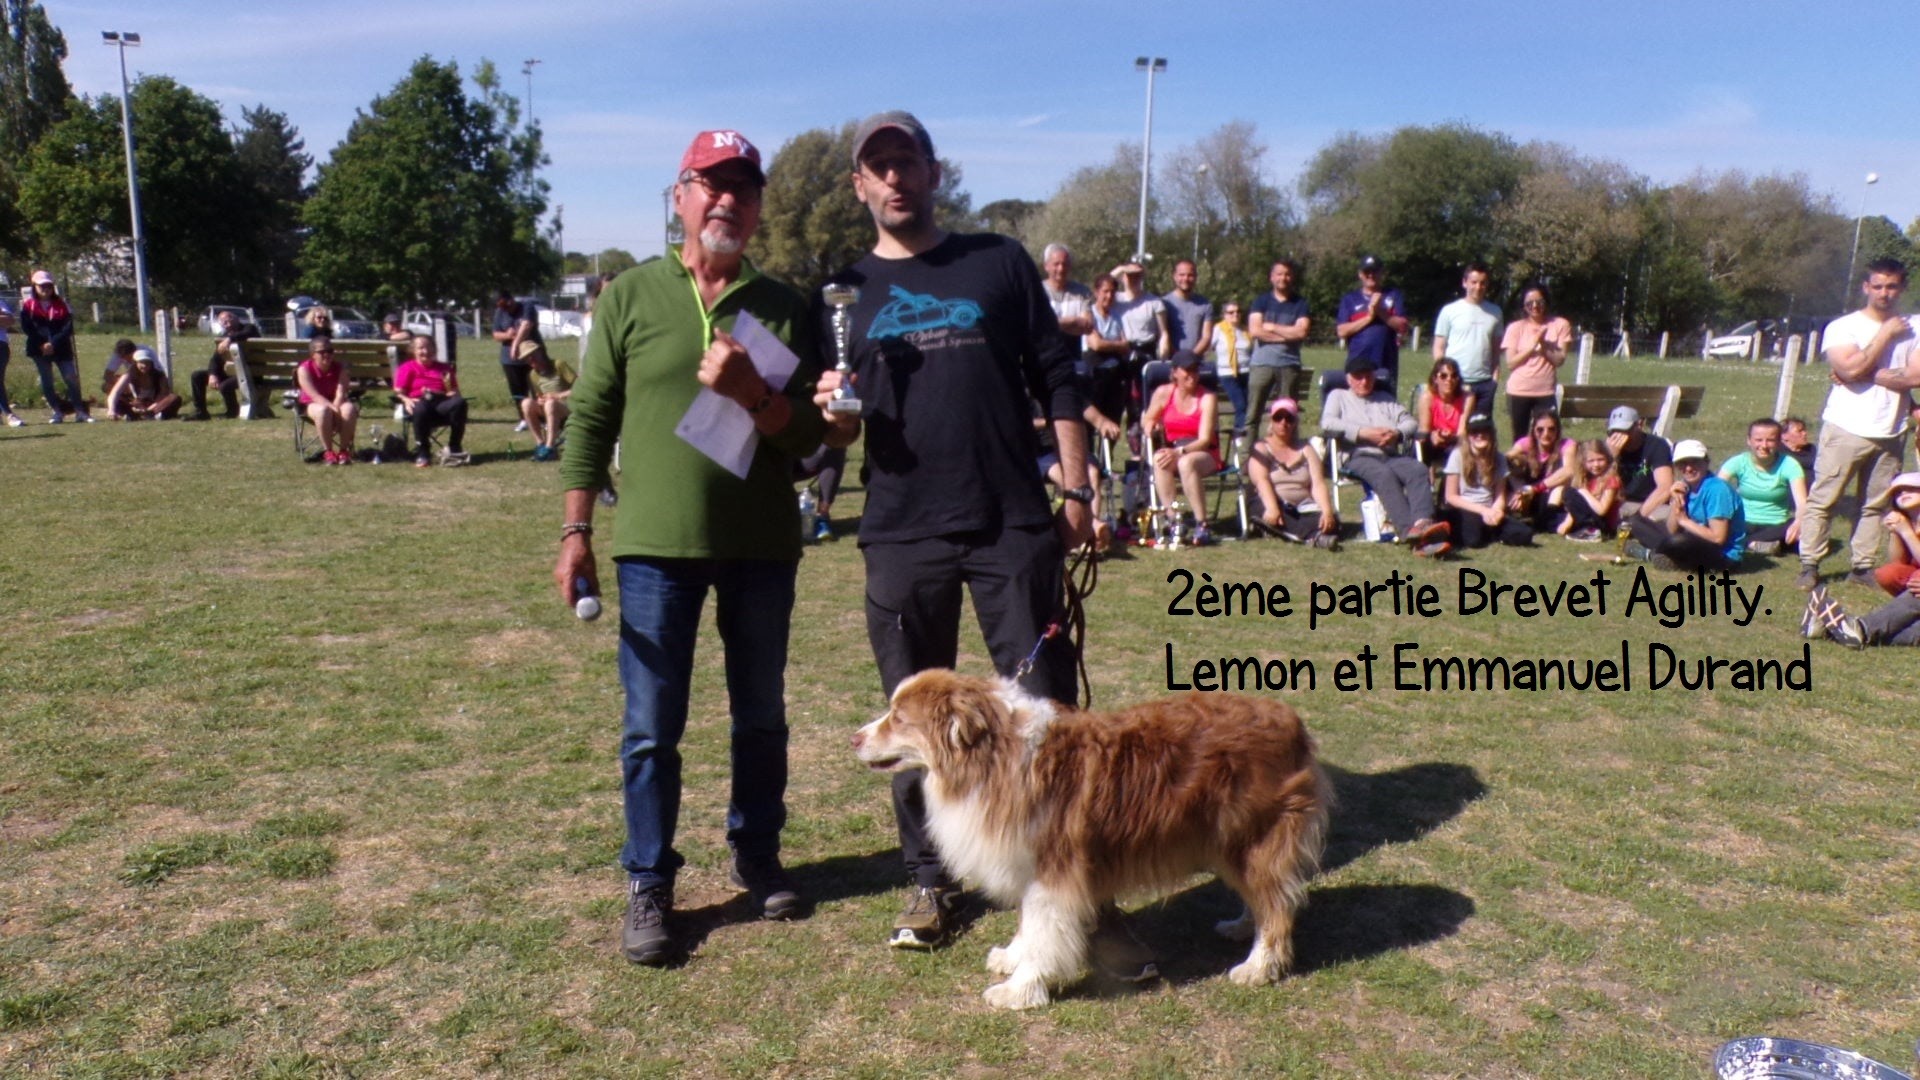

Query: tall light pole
[1192,161,1209,263]
[1842,171,1880,307]
[520,58,541,129]
[1133,57,1166,264]
[102,31,150,334]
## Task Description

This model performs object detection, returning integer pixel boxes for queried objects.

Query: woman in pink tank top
[1142,351,1223,544]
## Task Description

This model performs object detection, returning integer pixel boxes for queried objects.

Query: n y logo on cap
[711,131,755,156]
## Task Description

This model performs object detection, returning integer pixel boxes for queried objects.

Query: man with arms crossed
[814,112,1152,978]
[1797,257,1919,590]
[554,130,825,966]
[1245,258,1311,451]
[1431,262,1501,435]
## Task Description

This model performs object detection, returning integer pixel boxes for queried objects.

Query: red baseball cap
[679,130,764,184]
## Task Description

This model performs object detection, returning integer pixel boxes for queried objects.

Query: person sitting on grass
[295,332,359,466]
[1245,396,1337,548]
[1508,407,1579,532]
[1322,354,1451,556]
[1804,552,1920,648]
[1869,471,1920,595]
[1141,349,1222,546]
[1625,439,1745,572]
[105,347,181,420]
[1780,415,1816,475]
[522,346,575,461]
[1559,439,1620,541]
[1716,417,1806,556]
[100,337,137,396]
[1443,413,1533,548]
[392,333,469,468]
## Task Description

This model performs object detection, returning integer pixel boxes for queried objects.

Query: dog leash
[1013,536,1099,707]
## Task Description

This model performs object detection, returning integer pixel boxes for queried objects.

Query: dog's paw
[1227,958,1280,987]
[983,979,1051,1010]
[985,945,1019,976]
[1214,912,1254,941]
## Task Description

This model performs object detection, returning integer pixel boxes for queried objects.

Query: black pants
[500,363,531,404]
[1507,394,1557,445]
[189,370,238,418]
[1445,506,1534,548]
[1564,492,1613,534]
[794,445,846,507]
[863,524,1073,888]
[412,394,468,453]
[1628,513,1735,572]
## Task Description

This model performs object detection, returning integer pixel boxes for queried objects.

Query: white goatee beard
[701,226,743,255]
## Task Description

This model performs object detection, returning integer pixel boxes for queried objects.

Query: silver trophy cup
[822,283,862,415]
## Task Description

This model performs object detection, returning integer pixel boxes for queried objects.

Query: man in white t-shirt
[1798,258,1920,591]
[1041,243,1093,356]
[1431,262,1502,434]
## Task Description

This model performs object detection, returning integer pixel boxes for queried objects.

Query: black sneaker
[730,857,802,921]
[1794,566,1820,591]
[890,884,959,949]
[622,881,674,965]
[1845,568,1878,589]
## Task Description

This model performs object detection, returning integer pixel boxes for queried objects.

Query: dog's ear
[937,684,999,754]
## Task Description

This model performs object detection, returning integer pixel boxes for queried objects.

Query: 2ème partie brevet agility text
[1161,567,1811,694]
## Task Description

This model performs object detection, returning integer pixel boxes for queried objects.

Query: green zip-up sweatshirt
[560,251,825,561]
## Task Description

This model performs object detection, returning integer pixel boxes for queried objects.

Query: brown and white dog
[852,669,1330,1009]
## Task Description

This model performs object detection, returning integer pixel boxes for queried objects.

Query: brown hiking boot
[890,884,959,949]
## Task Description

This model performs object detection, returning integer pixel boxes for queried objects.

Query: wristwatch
[1061,486,1094,505]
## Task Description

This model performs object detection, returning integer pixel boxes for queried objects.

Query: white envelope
[674,311,804,479]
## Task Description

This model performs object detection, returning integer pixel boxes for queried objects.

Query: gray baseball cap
[851,111,935,168]
[1606,405,1640,432]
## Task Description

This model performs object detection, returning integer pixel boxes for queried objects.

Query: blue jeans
[33,355,86,416]
[0,341,12,414]
[616,557,796,889]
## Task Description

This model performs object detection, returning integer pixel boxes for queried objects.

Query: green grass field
[2,332,1916,1077]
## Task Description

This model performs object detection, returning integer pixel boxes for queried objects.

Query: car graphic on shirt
[869,285,984,339]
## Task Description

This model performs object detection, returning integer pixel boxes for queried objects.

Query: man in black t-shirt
[814,113,1161,977]
[187,309,259,420]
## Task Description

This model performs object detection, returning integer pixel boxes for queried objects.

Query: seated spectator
[1412,358,1468,462]
[1606,405,1676,520]
[393,333,469,468]
[383,313,411,343]
[1245,397,1337,548]
[1508,407,1579,531]
[1443,413,1533,548]
[1872,472,1920,595]
[1142,350,1222,545]
[1780,416,1815,475]
[1625,439,1745,572]
[187,310,257,420]
[105,347,181,420]
[295,332,359,465]
[1038,402,1121,552]
[1804,568,1920,648]
[301,306,335,341]
[522,346,575,461]
[1323,354,1451,556]
[1717,417,1806,556]
[100,338,137,396]
[1560,439,1621,541]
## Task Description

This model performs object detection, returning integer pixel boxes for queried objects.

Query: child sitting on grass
[1559,439,1620,542]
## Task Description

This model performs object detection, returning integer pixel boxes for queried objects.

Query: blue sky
[56,0,1916,262]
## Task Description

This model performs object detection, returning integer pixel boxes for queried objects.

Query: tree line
[0,2,551,319]
[749,120,1918,347]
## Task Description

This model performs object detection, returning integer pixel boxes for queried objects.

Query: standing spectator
[1442,413,1533,548]
[1412,358,1468,461]
[20,270,92,423]
[1717,418,1806,556]
[1432,262,1503,434]
[522,345,575,461]
[105,347,181,420]
[1040,243,1093,366]
[1245,259,1311,448]
[1797,258,1917,591]
[553,128,826,967]
[1146,259,1211,405]
[810,111,1151,979]
[393,334,469,467]
[492,290,543,431]
[1323,355,1451,556]
[1113,260,1169,431]
[0,287,20,427]
[1331,255,1408,399]
[1082,273,1130,429]
[1142,350,1223,545]
[295,332,359,465]
[1209,298,1252,436]
[1606,405,1676,522]
[1499,283,1571,440]
[188,309,258,420]
[1625,440,1745,572]
[1245,397,1337,547]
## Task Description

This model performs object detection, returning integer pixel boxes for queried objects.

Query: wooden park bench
[230,339,400,420]
[1556,383,1705,440]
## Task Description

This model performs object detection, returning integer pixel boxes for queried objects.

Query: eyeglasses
[683,171,762,201]
[313,348,335,356]
[1434,372,1458,380]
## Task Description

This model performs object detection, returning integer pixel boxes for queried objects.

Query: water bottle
[798,488,818,541]
[369,425,384,464]
[574,577,602,622]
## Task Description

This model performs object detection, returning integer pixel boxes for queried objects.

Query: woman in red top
[393,334,469,467]
[1413,357,1468,460]
[20,270,92,423]
[1142,350,1223,545]
[295,332,359,464]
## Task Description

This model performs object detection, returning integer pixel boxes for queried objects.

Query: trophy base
[826,399,863,416]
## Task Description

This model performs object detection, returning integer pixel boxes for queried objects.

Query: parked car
[1706,316,1836,360]
[513,296,586,340]
[195,305,261,336]
[402,309,479,338]
[1705,320,1764,359]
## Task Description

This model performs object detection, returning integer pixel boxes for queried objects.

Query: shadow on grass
[668,847,931,959]
[1322,761,1487,873]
